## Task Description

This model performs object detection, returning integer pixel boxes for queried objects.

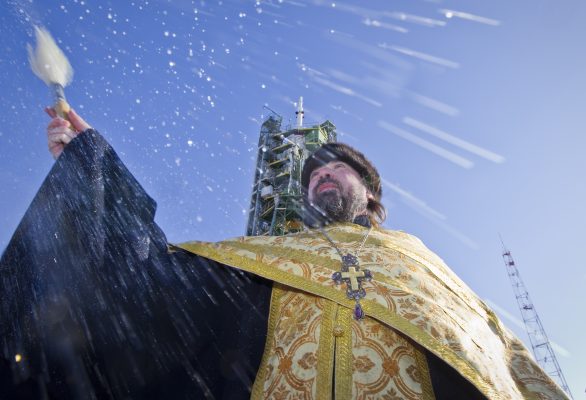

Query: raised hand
[45,107,92,159]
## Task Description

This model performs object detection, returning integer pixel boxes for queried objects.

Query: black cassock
[0,130,484,400]
[0,130,271,399]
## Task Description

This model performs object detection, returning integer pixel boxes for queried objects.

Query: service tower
[246,98,336,236]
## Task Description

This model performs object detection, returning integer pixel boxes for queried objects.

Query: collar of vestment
[176,223,567,400]
[351,214,371,228]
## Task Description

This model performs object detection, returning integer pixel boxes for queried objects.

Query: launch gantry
[246,98,336,236]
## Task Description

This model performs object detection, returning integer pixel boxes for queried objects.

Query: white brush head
[27,26,73,87]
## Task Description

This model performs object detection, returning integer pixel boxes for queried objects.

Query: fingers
[44,106,91,159]
[47,131,76,159]
[48,132,75,145]
[45,107,91,133]
[48,141,64,160]
[67,109,91,132]
[48,127,77,141]
[45,107,57,119]
[46,117,77,159]
[48,116,71,130]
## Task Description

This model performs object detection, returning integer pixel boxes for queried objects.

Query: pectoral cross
[341,266,365,292]
[332,254,373,320]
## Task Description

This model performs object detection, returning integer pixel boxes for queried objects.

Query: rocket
[296,96,304,128]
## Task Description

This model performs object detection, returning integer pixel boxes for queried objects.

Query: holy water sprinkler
[27,26,74,119]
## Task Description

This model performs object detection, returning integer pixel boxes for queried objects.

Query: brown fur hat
[301,143,382,200]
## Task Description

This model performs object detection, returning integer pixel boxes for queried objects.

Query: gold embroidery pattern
[413,346,435,400]
[315,300,336,399]
[334,307,353,399]
[259,286,324,399]
[176,224,568,400]
[251,284,285,400]
[508,337,568,399]
[350,317,433,400]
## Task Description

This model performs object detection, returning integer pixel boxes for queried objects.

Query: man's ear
[366,191,375,201]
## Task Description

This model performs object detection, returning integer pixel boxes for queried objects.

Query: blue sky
[0,0,584,396]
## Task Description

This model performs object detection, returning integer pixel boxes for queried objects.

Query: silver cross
[332,254,373,319]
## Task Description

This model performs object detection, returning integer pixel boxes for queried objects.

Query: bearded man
[0,109,567,400]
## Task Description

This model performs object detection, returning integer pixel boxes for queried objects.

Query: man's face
[307,161,370,222]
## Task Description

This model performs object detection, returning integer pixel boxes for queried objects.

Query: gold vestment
[177,223,567,400]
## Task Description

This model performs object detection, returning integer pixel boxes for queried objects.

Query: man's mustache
[314,177,342,194]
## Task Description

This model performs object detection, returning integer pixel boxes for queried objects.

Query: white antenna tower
[500,240,573,399]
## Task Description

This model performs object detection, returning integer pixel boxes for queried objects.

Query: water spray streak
[362,18,408,34]
[406,91,460,116]
[440,9,501,26]
[326,31,409,69]
[311,74,382,107]
[403,117,505,163]
[406,198,479,249]
[378,121,474,169]
[316,2,385,19]
[329,106,364,121]
[381,178,446,220]
[380,44,460,69]
[385,12,446,27]
[316,1,443,29]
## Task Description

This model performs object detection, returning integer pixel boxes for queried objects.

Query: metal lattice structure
[501,246,573,399]
[246,99,336,236]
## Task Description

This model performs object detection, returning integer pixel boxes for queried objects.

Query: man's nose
[313,169,332,182]
[317,165,334,177]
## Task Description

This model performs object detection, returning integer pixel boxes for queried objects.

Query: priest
[0,109,567,399]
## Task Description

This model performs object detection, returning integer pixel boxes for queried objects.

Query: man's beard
[310,180,366,224]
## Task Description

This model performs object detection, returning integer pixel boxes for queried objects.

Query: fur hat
[301,142,382,200]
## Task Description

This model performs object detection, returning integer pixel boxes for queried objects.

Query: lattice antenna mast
[500,239,573,399]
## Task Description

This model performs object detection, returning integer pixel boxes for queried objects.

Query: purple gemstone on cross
[332,271,342,284]
[354,303,365,320]
[363,269,373,281]
[341,253,358,267]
